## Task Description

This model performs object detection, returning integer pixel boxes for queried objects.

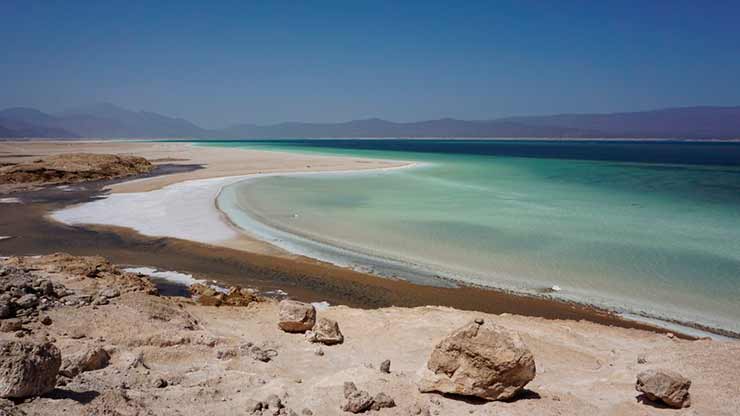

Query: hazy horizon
[3,1,740,128]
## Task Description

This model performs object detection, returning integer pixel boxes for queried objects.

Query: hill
[2,105,740,139]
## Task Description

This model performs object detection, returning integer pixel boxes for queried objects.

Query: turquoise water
[201,140,740,336]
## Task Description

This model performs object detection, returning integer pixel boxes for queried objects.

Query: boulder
[306,317,344,345]
[636,369,691,408]
[0,340,61,398]
[278,300,316,333]
[60,346,110,378]
[418,319,535,401]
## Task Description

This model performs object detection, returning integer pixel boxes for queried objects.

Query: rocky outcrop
[306,317,344,345]
[0,340,61,399]
[418,319,536,401]
[59,346,110,378]
[278,300,316,333]
[636,369,691,408]
[0,264,69,323]
[0,153,153,188]
[1,255,157,325]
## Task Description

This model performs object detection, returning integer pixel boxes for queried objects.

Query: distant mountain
[0,103,206,139]
[218,117,601,139]
[500,106,740,139]
[0,108,78,138]
[55,103,208,138]
[1,104,740,139]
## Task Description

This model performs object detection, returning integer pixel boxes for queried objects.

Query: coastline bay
[209,139,740,336]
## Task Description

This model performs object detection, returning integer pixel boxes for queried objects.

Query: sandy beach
[2,140,408,257]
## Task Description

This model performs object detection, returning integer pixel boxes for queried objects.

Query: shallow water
[202,139,740,335]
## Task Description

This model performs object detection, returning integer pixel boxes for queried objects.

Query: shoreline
[216,175,740,340]
[1,140,735,339]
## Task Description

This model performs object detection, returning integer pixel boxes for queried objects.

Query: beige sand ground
[0,140,406,256]
[5,254,739,416]
[0,141,406,193]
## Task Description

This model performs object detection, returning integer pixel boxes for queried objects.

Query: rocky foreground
[0,153,152,193]
[0,254,739,415]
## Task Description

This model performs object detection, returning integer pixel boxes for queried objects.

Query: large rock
[0,340,61,398]
[59,346,110,378]
[306,317,344,345]
[418,319,536,401]
[278,300,316,333]
[636,369,691,408]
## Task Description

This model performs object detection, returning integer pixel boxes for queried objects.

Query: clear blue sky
[2,0,739,127]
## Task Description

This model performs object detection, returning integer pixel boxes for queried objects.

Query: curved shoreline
[216,173,740,340]
[50,162,738,339]
[36,141,736,339]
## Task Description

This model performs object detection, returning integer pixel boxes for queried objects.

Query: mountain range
[1,103,739,140]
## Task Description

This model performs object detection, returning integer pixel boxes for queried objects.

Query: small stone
[301,409,313,415]
[370,392,396,410]
[98,288,120,299]
[92,296,109,306]
[342,389,374,414]
[245,399,263,412]
[59,346,110,378]
[0,319,22,333]
[305,317,343,345]
[0,302,11,319]
[15,294,38,309]
[344,381,358,399]
[314,347,324,356]
[637,354,647,364]
[380,359,391,374]
[152,378,168,388]
[474,318,484,325]
[409,404,431,416]
[40,315,52,326]
[265,394,283,409]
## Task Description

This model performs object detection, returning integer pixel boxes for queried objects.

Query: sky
[2,1,740,128]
